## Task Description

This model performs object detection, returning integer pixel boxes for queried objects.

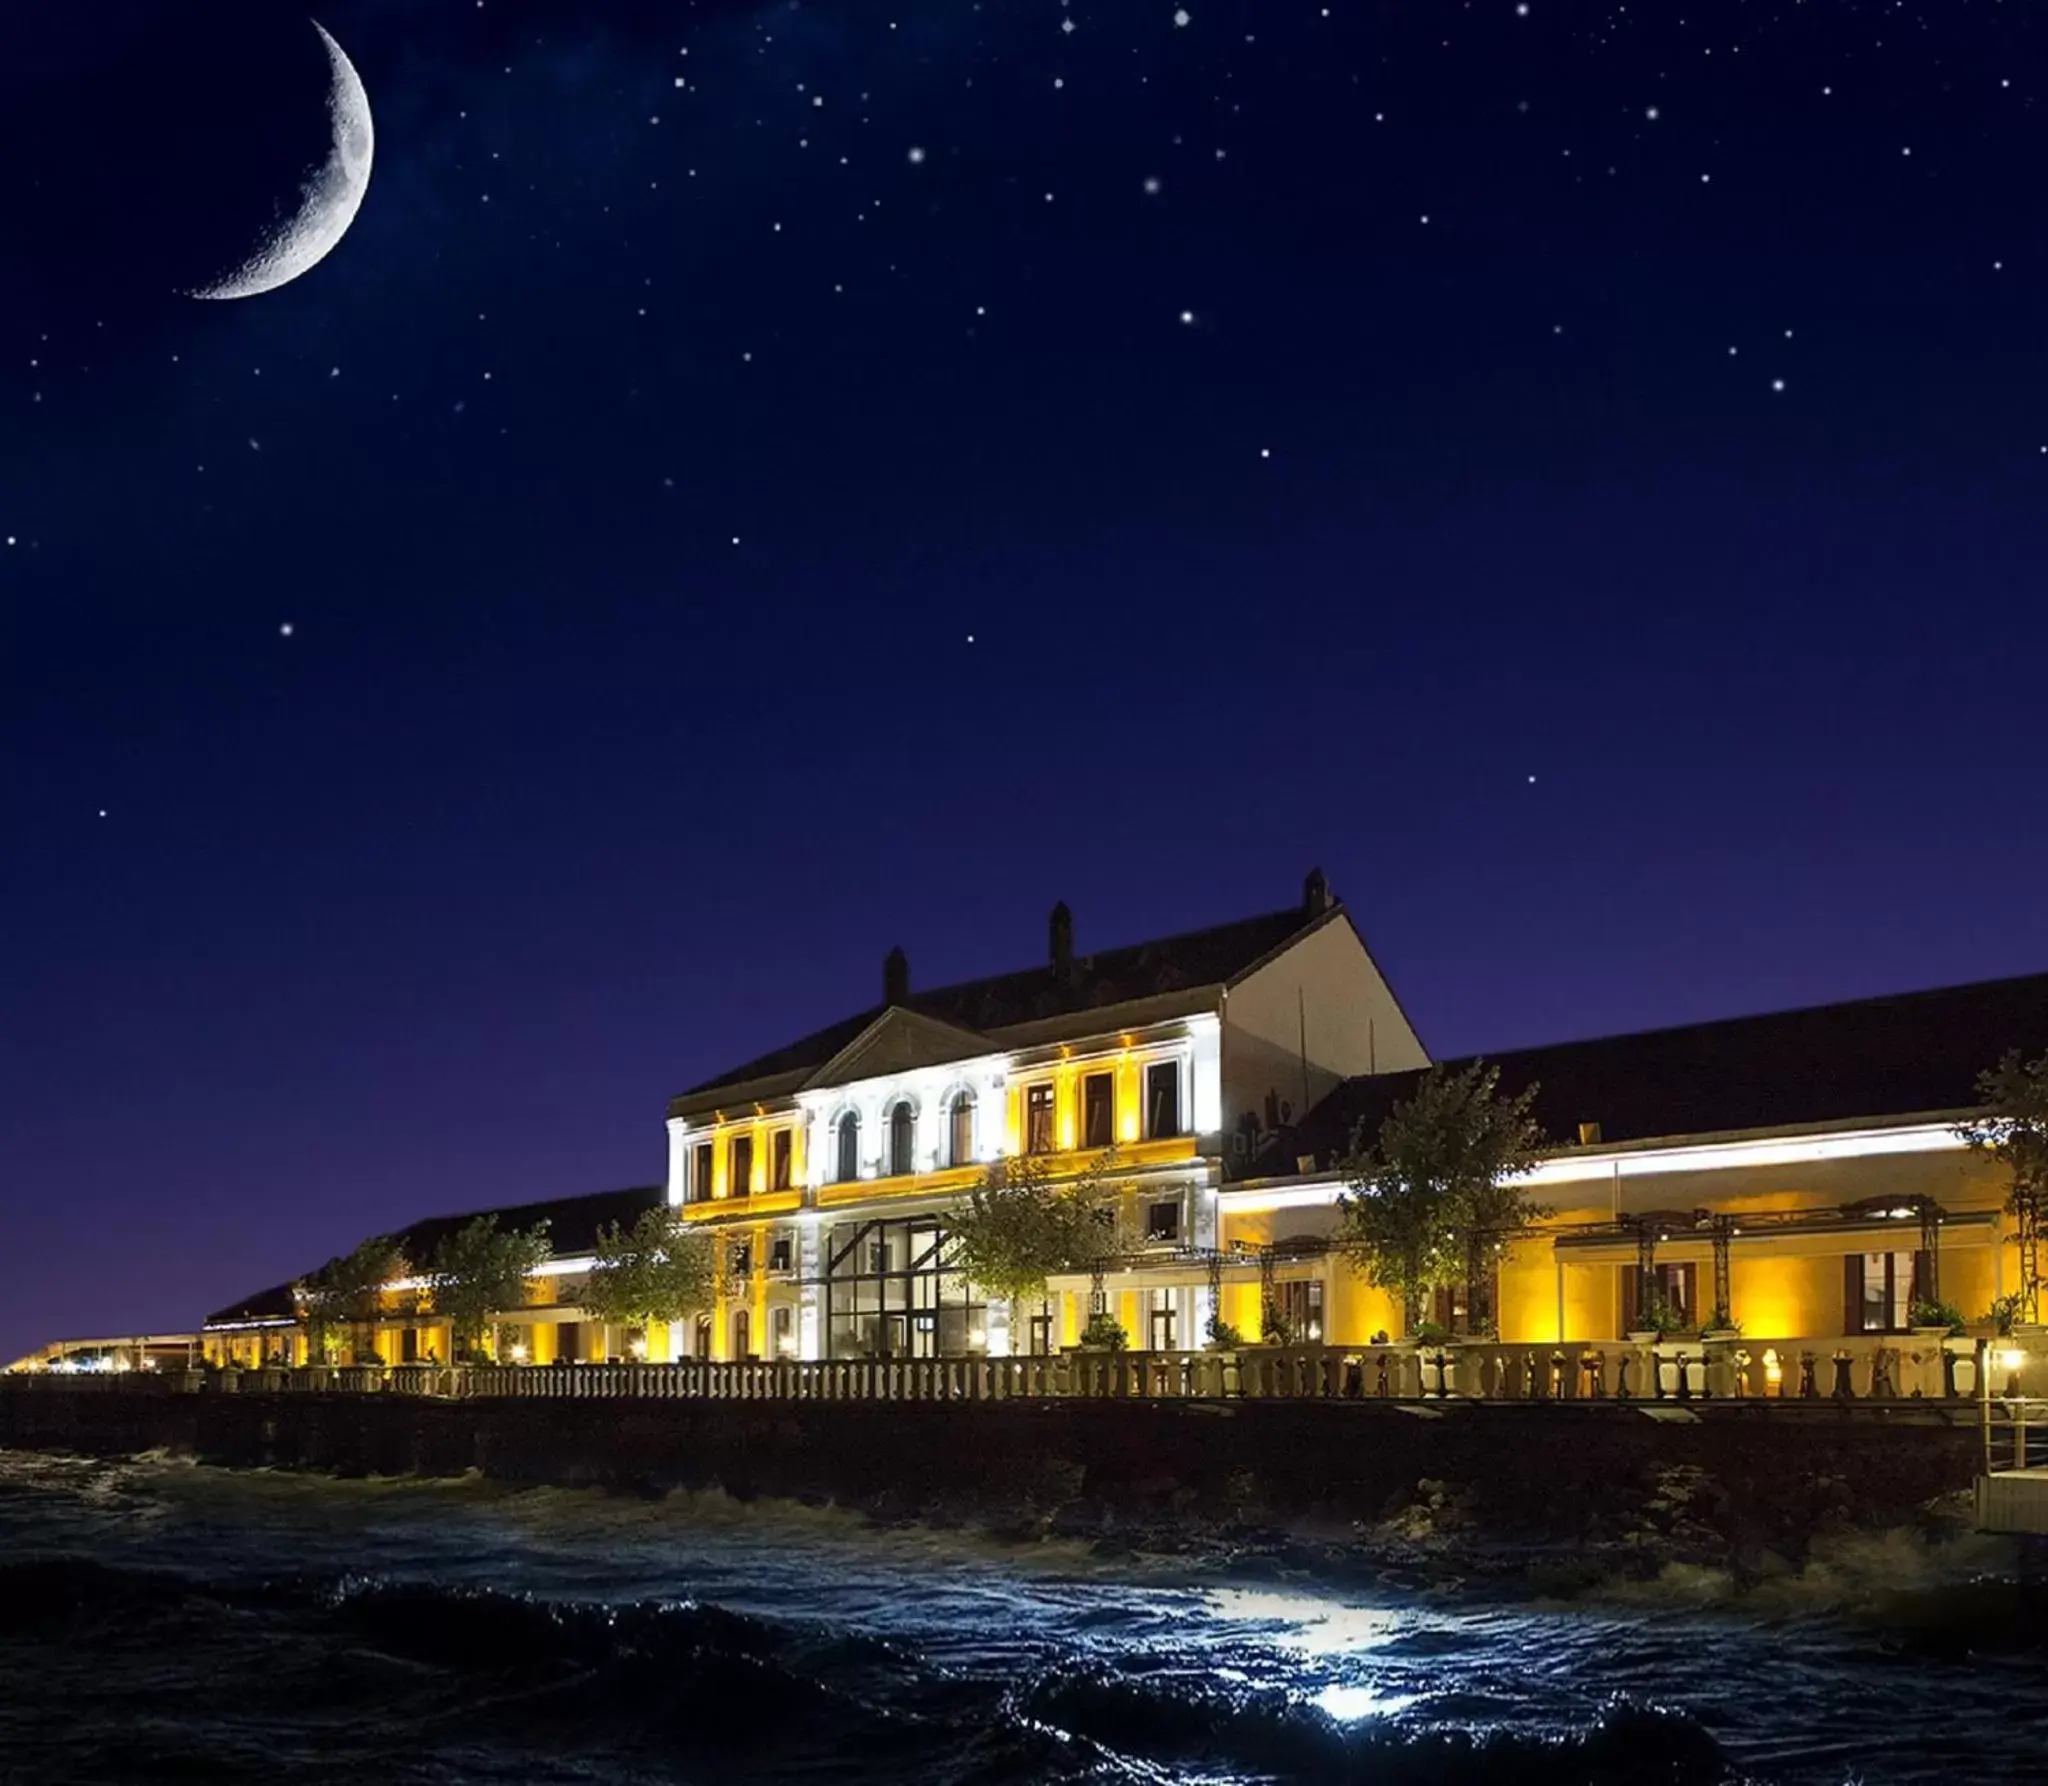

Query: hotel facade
[192,874,2047,1380]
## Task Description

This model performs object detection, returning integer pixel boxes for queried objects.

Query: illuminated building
[663,871,1423,1361]
[184,878,2047,1375]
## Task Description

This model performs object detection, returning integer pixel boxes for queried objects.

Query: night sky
[6,0,2048,1361]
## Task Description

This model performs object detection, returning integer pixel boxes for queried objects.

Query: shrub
[1078,1313,1128,1352]
[1632,1297,1687,1337]
[1909,1299,1965,1335]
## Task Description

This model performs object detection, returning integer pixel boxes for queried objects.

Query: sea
[0,1449,2041,1785]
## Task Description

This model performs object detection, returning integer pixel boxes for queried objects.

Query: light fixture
[629,1335,650,1360]
[510,1342,529,1363]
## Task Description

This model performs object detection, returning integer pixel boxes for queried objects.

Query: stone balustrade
[5,1335,1996,1404]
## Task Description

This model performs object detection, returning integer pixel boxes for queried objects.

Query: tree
[426,1216,551,1360]
[1959,1049,2048,1323]
[946,1152,1070,1307]
[1334,1063,1547,1338]
[947,1146,1132,1339]
[295,1235,409,1366]
[580,1206,717,1344]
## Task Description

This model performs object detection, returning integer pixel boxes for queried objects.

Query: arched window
[949,1092,976,1168]
[836,1111,861,1183]
[889,1101,916,1177]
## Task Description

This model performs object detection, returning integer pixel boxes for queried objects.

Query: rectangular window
[772,1306,794,1357]
[1145,1061,1182,1139]
[1149,1290,1179,1352]
[771,1129,792,1191]
[820,1216,988,1362]
[729,1134,754,1199]
[1025,1083,1056,1155]
[1848,1251,1922,1334]
[1083,1072,1114,1149]
[691,1141,713,1204]
[730,1242,751,1278]
[1619,1263,1696,1335]
[770,1233,793,1273]
[1029,1312,1054,1357]
[1279,1279,1325,1344]
[1145,1199,1182,1244]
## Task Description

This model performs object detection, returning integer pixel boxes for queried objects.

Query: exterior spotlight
[509,1343,529,1363]
[629,1335,650,1360]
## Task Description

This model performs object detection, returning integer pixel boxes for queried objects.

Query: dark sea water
[0,1451,2041,1785]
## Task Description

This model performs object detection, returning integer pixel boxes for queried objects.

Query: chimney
[1577,1121,1602,1146]
[883,946,909,1006]
[1049,901,1074,976]
[1302,866,1331,916]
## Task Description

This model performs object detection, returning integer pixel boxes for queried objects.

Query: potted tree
[296,1234,408,1391]
[1626,1293,1685,1346]
[426,1216,553,1373]
[1334,1063,1545,1396]
[581,1206,717,1366]
[1078,1311,1130,1351]
[1701,1304,1742,1343]
[948,1147,1130,1365]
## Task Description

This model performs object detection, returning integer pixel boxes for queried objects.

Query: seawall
[0,1388,1983,1580]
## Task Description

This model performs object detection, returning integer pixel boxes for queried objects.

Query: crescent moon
[188,22,373,301]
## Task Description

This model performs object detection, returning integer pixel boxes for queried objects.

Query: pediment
[802,1006,993,1091]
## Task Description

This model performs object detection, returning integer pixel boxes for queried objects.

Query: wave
[0,1555,1751,1783]
[1019,1665,1739,1784]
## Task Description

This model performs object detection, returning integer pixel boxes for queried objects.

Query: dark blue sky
[5,0,2046,1361]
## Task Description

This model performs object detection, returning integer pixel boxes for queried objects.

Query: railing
[2,1334,1996,1405]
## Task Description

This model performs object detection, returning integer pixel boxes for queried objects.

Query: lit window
[1083,1072,1114,1149]
[1026,1084,1056,1154]
[949,1092,976,1167]
[1145,1062,1181,1138]
[1851,1251,1921,1334]
[888,1102,916,1176]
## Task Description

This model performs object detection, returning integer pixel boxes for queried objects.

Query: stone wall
[0,1389,1981,1574]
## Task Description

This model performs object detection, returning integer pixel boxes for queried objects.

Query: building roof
[202,1184,664,1330]
[673,898,1330,1111]
[1272,969,2048,1173]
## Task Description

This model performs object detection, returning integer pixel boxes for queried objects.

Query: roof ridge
[1442,966,2048,1064]
[680,899,1318,1098]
